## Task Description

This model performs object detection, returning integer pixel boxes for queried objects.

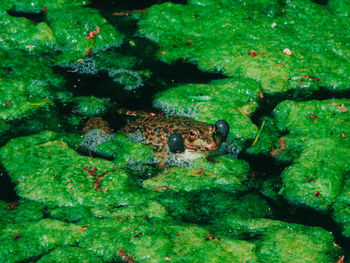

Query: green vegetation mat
[0,0,349,262]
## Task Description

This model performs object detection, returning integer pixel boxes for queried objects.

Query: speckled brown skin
[120,115,222,156]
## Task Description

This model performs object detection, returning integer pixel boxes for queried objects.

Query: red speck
[13,235,22,239]
[149,112,156,117]
[4,101,13,107]
[309,115,318,119]
[85,27,100,40]
[6,202,18,210]
[197,168,205,174]
[336,256,345,263]
[308,178,315,183]
[258,92,264,98]
[248,50,258,56]
[43,6,47,12]
[217,238,222,241]
[190,225,195,228]
[341,132,346,138]
[117,248,136,263]
[85,48,92,56]
[176,232,182,236]
[334,243,341,249]
[75,224,89,232]
[314,191,320,197]
[83,166,98,176]
[158,113,164,117]
[270,137,286,156]
[161,51,167,55]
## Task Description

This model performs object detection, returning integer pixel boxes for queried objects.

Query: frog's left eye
[188,130,198,140]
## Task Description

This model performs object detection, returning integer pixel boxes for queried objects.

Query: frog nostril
[215,120,230,141]
[168,133,185,153]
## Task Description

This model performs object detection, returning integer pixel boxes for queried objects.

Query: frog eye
[215,120,230,140]
[168,133,185,153]
[188,130,198,140]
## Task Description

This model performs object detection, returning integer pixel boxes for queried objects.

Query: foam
[108,69,143,91]
[79,129,114,153]
[67,58,98,75]
[152,100,198,119]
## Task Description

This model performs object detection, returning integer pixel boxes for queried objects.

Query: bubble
[67,58,98,75]
[108,69,143,91]
[218,138,242,158]
[127,130,146,144]
[153,100,198,118]
[79,129,114,154]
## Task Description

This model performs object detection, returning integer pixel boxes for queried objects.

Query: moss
[0,131,148,208]
[0,11,56,53]
[210,217,341,262]
[46,7,124,63]
[5,0,90,13]
[143,156,250,193]
[139,0,350,95]
[38,247,103,263]
[0,219,83,263]
[0,200,44,225]
[71,96,112,118]
[332,173,350,238]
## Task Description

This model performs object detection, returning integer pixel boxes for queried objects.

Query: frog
[117,109,230,166]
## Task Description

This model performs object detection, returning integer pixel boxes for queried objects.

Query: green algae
[0,11,56,53]
[210,217,341,263]
[46,7,124,64]
[38,247,103,263]
[0,0,349,261]
[0,219,83,263]
[247,99,350,240]
[71,96,113,118]
[4,0,90,13]
[0,131,148,208]
[0,200,44,225]
[139,0,350,95]
[143,156,250,193]
[332,173,350,238]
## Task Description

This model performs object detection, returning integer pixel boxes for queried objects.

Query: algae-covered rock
[210,217,342,262]
[332,173,350,238]
[46,7,124,63]
[5,0,90,13]
[0,219,83,263]
[157,191,272,223]
[281,138,350,211]
[248,99,350,239]
[0,200,44,225]
[0,131,148,208]
[329,0,350,17]
[0,10,56,53]
[143,156,250,193]
[139,0,350,95]
[71,96,113,118]
[38,247,103,263]
[153,78,260,146]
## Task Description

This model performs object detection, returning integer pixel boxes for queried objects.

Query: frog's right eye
[168,133,185,153]
[188,130,198,141]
